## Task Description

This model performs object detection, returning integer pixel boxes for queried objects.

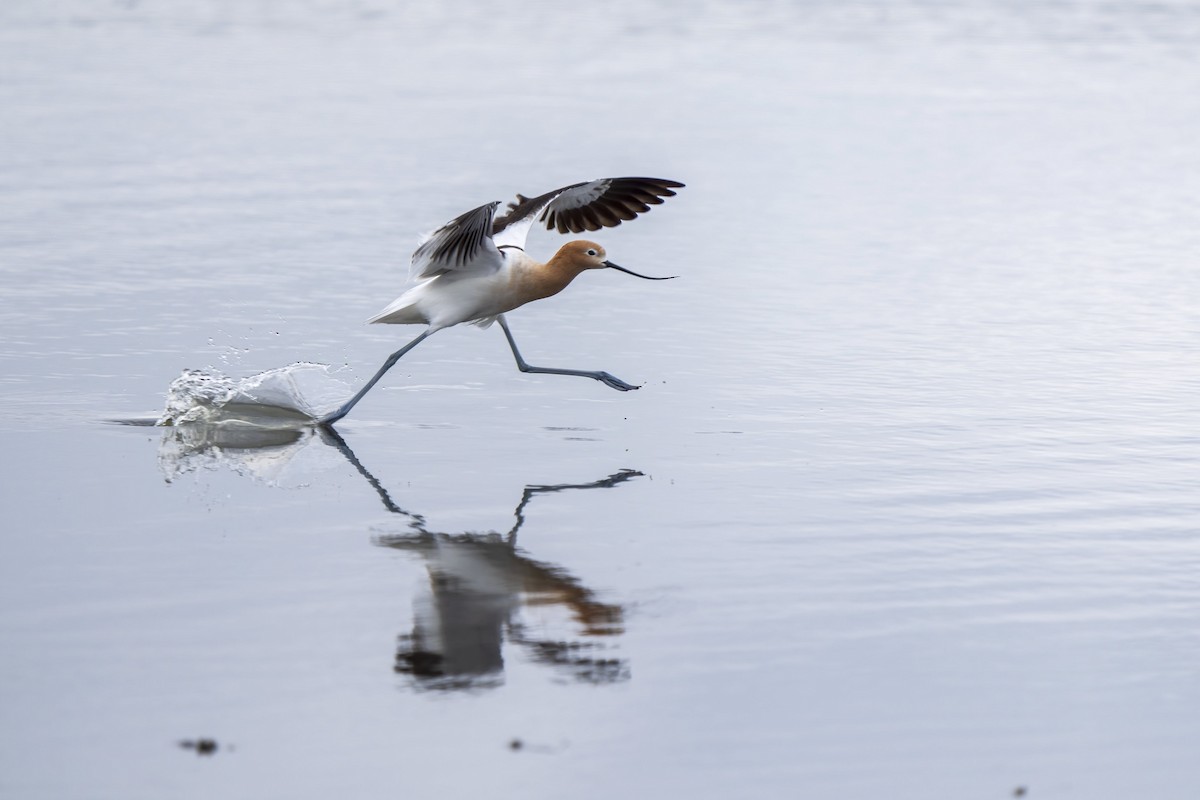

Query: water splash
[158,363,349,427]
[154,363,350,484]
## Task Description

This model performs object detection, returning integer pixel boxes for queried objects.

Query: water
[3,1,1200,797]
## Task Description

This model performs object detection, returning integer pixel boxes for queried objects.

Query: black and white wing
[409,201,504,281]
[491,177,684,251]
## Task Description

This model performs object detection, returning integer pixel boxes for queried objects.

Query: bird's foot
[318,408,349,427]
[594,372,640,391]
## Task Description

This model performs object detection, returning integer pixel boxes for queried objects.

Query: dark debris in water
[505,736,566,755]
[178,738,222,756]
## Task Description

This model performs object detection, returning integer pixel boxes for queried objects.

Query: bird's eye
[586,249,597,256]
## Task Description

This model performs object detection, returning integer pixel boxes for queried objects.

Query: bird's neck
[519,253,589,301]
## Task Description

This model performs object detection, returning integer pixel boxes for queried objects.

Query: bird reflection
[155,417,636,691]
[322,426,635,691]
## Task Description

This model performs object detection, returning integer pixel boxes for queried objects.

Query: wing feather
[409,201,503,281]
[491,177,683,249]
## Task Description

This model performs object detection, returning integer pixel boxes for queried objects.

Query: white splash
[155,363,352,484]
[158,362,349,426]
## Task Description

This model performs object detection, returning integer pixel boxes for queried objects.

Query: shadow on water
[146,416,637,692]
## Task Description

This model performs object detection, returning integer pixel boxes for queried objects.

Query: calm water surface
[3,2,1200,798]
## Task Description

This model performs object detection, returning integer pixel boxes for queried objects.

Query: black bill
[604,261,677,280]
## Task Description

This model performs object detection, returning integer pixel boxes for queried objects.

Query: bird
[320,176,684,425]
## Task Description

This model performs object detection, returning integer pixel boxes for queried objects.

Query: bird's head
[558,240,676,280]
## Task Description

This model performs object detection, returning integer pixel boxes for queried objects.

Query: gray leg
[497,315,638,392]
[321,329,434,425]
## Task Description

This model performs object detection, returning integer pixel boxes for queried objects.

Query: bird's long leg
[320,329,434,425]
[497,314,638,392]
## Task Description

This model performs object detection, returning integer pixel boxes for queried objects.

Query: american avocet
[321,176,684,425]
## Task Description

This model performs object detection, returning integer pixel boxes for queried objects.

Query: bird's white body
[369,249,542,331]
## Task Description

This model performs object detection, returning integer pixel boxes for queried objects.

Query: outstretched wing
[491,177,684,250]
[410,201,504,281]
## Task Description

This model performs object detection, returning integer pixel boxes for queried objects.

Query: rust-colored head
[553,240,610,271]
[550,240,676,281]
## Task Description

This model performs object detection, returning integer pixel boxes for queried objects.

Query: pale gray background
[2,1,1200,798]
